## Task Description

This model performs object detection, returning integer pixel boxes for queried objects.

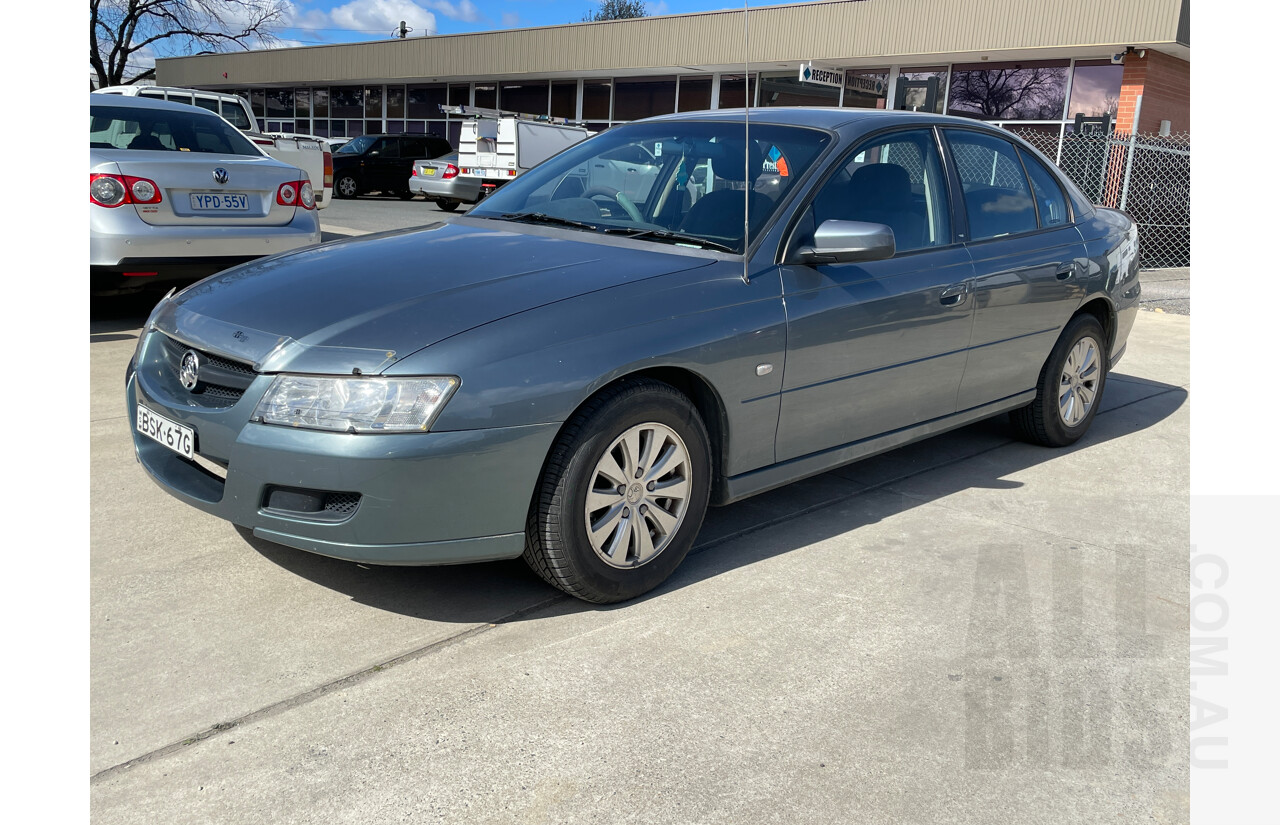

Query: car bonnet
[152,220,716,375]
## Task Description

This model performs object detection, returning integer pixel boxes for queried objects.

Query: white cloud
[651,1,670,13]
[283,0,478,38]
[500,11,520,27]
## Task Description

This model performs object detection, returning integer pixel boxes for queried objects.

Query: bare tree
[91,0,288,89]
[582,0,649,22]
[947,67,1068,120]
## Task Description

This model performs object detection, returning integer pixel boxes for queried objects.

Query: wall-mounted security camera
[1110,52,1126,64]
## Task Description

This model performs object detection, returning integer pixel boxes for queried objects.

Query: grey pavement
[1137,267,1190,316]
[90,281,1190,823]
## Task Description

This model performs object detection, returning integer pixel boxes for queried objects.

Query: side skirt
[713,390,1036,506]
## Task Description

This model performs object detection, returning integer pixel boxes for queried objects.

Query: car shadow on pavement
[241,373,1188,623]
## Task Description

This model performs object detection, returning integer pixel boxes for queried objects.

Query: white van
[95,86,332,208]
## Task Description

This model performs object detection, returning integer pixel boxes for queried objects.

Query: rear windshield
[89,104,260,156]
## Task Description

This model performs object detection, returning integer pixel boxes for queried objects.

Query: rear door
[941,128,1089,409]
[776,127,976,461]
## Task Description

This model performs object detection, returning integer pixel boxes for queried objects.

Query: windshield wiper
[499,212,599,232]
[602,227,737,254]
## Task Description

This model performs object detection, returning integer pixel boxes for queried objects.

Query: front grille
[161,335,256,406]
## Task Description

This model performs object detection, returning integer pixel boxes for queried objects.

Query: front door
[776,127,976,462]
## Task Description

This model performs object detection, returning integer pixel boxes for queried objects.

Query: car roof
[646,106,1005,133]
[90,92,219,115]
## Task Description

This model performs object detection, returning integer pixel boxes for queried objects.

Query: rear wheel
[437,200,460,212]
[397,190,415,200]
[1010,314,1108,447]
[524,379,712,604]
[336,175,358,199]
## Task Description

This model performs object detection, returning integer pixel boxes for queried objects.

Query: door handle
[939,283,969,306]
[1056,263,1076,280]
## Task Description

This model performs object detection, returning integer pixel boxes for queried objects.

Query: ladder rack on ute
[438,105,586,127]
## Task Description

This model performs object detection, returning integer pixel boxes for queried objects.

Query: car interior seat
[844,163,927,251]
[127,132,167,151]
[678,141,775,243]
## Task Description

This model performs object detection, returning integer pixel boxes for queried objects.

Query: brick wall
[1115,49,1190,133]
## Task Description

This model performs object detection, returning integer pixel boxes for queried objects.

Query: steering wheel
[581,186,643,223]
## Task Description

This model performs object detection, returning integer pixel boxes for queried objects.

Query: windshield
[337,135,376,155]
[89,104,261,155]
[470,120,832,254]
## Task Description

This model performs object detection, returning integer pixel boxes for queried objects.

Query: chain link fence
[1004,126,1191,269]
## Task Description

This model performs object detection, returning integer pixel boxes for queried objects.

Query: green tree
[91,0,287,89]
[582,0,649,22]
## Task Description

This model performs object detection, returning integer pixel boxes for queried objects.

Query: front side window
[802,128,951,254]
[945,129,1037,240]
[337,135,376,155]
[470,121,832,254]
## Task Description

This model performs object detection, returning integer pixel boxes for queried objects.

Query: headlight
[254,375,459,433]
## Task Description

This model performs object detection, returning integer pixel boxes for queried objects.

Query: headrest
[699,140,766,183]
[849,163,912,211]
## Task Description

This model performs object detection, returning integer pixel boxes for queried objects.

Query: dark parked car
[332,134,453,199]
[127,108,1140,603]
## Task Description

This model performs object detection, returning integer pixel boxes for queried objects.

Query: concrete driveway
[90,295,1189,824]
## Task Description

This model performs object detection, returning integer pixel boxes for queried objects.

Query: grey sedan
[126,108,1140,603]
[408,152,483,211]
[90,95,322,295]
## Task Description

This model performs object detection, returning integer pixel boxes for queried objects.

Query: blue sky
[275,1,768,46]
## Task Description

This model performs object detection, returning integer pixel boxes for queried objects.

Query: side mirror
[793,220,895,264]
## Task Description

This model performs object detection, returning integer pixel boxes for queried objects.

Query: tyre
[336,175,359,199]
[397,190,415,200]
[524,379,712,604]
[1010,314,1108,447]
[437,200,460,212]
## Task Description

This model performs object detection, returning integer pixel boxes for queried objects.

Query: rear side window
[944,129,1037,240]
[1018,148,1070,227]
[89,104,261,156]
[220,101,253,131]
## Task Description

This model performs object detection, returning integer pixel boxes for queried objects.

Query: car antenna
[742,0,751,284]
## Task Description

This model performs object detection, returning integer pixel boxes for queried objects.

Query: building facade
[154,0,1190,150]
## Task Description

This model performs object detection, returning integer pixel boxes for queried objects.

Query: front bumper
[126,329,559,566]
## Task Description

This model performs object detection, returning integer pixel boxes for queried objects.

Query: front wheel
[335,175,359,199]
[1010,314,1108,447]
[524,379,712,603]
[397,190,415,200]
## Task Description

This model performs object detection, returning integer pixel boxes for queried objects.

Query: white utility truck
[443,105,591,196]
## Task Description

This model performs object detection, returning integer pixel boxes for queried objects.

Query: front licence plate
[190,192,248,211]
[136,405,194,459]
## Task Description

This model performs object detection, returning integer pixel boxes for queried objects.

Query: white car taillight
[276,180,316,210]
[91,173,162,207]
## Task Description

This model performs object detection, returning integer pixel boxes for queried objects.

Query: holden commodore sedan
[127,108,1140,603]
[90,94,321,295]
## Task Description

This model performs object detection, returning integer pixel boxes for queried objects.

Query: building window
[331,86,362,118]
[717,73,757,109]
[408,84,446,118]
[947,61,1070,120]
[313,88,329,118]
[759,71,839,107]
[265,89,293,118]
[896,67,948,113]
[249,89,266,117]
[365,86,383,119]
[499,80,549,116]
[582,80,611,120]
[474,84,497,109]
[613,76,676,121]
[843,70,889,109]
[1068,60,1123,119]
[295,88,311,119]
[448,84,470,107]
[386,85,406,119]
[677,75,712,112]
[551,81,577,119]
